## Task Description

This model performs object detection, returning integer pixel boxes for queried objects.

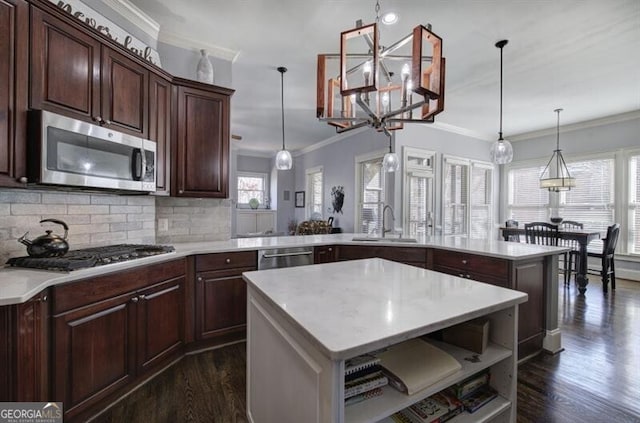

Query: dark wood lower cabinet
[51,259,186,422]
[336,245,428,268]
[314,245,336,263]
[194,251,257,345]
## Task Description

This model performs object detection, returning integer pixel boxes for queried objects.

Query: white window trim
[402,147,436,237]
[305,165,324,219]
[354,149,387,234]
[236,171,269,208]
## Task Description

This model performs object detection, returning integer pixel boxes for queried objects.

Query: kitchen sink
[351,236,418,243]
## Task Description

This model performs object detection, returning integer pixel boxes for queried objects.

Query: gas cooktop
[6,244,175,271]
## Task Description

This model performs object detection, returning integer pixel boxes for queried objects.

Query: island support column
[543,254,563,354]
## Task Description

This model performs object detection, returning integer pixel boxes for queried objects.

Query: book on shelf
[344,373,388,399]
[345,354,380,375]
[428,388,464,421]
[451,369,490,399]
[344,386,384,406]
[375,338,462,395]
[345,364,383,383]
[461,385,498,413]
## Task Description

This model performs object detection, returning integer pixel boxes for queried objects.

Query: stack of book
[344,354,388,406]
[388,370,498,422]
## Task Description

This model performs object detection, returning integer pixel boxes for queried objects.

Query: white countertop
[244,258,528,360]
[0,233,566,306]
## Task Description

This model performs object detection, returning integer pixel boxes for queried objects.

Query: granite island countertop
[0,233,566,306]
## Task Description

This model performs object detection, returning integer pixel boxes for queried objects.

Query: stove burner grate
[6,244,175,271]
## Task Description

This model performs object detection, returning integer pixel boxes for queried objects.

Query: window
[403,148,435,237]
[442,156,494,238]
[356,155,386,235]
[561,157,615,239]
[506,165,549,223]
[442,157,468,235]
[470,163,493,239]
[237,172,267,206]
[306,166,323,218]
[628,153,640,254]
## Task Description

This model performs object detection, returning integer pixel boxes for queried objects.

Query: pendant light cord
[495,40,508,141]
[278,66,287,150]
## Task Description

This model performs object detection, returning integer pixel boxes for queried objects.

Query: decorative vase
[248,198,260,209]
[196,49,214,84]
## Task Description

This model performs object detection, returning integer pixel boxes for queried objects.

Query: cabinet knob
[93,116,102,123]
[466,274,471,279]
[225,258,231,264]
[42,295,48,302]
[139,294,146,300]
[461,259,468,265]
[459,273,465,278]
[131,297,139,303]
[179,190,184,194]
[17,176,28,184]
[104,119,112,125]
[328,248,333,252]
[197,277,203,282]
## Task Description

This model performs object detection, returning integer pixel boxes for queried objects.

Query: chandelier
[316,1,445,136]
[540,108,576,191]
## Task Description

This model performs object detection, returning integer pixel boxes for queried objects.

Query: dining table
[500,226,601,295]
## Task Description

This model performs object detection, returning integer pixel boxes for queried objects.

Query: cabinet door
[101,46,148,137]
[256,212,275,233]
[175,85,230,197]
[136,276,185,373]
[149,73,172,193]
[314,245,336,264]
[52,294,136,419]
[196,269,247,340]
[30,6,101,121]
[0,0,28,187]
[237,212,257,234]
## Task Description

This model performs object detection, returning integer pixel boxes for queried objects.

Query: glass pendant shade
[275,66,292,171]
[275,149,293,170]
[383,152,400,172]
[489,139,513,165]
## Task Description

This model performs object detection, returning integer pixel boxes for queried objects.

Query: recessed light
[381,11,398,25]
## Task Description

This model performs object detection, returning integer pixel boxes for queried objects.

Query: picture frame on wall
[295,191,305,208]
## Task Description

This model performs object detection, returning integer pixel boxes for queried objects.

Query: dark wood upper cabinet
[149,74,172,193]
[30,6,148,137]
[0,0,28,187]
[101,47,148,136]
[174,80,234,198]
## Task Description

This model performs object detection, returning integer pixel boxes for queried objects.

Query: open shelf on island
[346,340,512,423]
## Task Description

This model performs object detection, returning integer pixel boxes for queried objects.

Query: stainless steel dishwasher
[257,247,314,270]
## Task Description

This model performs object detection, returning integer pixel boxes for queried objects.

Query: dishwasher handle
[261,251,313,259]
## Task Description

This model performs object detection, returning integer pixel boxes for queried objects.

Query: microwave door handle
[132,149,143,181]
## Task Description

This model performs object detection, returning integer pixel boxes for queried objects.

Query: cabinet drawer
[337,245,427,265]
[52,258,186,314]
[196,251,257,272]
[433,250,508,278]
[433,265,509,288]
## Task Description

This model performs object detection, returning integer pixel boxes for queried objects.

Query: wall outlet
[158,218,169,232]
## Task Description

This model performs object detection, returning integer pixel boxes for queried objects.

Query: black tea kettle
[18,219,70,258]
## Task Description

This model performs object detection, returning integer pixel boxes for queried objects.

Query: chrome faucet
[382,204,395,237]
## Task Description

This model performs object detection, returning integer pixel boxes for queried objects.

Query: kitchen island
[243,258,528,423]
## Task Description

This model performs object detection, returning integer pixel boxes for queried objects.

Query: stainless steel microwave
[29,110,156,192]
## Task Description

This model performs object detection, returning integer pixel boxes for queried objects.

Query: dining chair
[559,220,584,286]
[587,223,620,293]
[505,219,520,242]
[524,222,559,246]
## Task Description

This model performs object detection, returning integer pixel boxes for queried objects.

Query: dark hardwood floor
[93,279,640,423]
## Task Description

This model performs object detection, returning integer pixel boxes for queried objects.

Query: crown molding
[232,147,275,158]
[294,127,370,156]
[157,30,239,62]
[429,121,494,142]
[510,110,640,142]
[101,0,159,40]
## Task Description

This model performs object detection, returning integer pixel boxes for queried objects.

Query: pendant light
[540,108,576,191]
[382,132,399,172]
[489,40,513,164]
[275,66,293,170]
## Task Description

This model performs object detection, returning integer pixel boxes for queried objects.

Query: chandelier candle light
[540,108,576,191]
[316,0,445,136]
[490,40,513,164]
[275,66,293,170]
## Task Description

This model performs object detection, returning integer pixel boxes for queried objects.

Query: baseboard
[542,328,563,354]
[617,268,640,282]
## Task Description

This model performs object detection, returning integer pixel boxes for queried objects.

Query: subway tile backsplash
[0,188,231,264]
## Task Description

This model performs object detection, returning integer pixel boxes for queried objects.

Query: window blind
[358,158,385,235]
[507,166,549,223]
[237,173,266,204]
[407,173,431,237]
[629,154,640,254]
[470,165,492,239]
[443,161,469,235]
[307,170,323,216]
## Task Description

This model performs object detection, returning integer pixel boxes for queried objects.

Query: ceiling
[129,0,640,155]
